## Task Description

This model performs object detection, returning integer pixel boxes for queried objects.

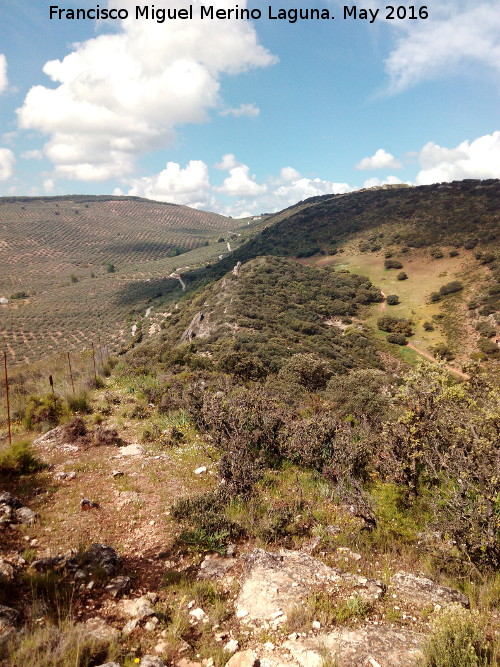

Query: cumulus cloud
[0,54,7,93]
[215,153,241,170]
[121,155,353,216]
[125,159,214,209]
[216,164,267,197]
[0,148,15,181]
[332,0,500,92]
[386,2,500,92]
[356,149,402,171]
[16,0,276,181]
[415,132,500,184]
[219,103,260,117]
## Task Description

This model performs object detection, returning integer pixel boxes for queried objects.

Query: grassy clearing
[308,248,483,361]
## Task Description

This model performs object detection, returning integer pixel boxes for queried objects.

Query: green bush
[396,271,408,280]
[384,259,403,269]
[0,440,45,476]
[439,281,464,296]
[386,294,400,305]
[23,394,66,431]
[387,333,407,345]
[419,605,497,667]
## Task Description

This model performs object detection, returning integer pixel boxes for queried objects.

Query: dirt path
[406,342,470,380]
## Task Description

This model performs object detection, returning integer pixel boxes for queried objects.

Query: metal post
[3,351,11,446]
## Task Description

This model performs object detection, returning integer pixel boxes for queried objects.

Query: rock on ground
[225,650,259,667]
[284,624,423,667]
[389,571,469,608]
[236,549,384,623]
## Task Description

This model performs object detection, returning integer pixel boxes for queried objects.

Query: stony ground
[1,378,498,666]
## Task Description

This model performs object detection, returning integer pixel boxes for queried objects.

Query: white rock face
[119,444,144,457]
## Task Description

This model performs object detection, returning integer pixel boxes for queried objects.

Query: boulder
[284,624,423,667]
[105,575,131,598]
[140,656,167,667]
[225,650,258,667]
[121,595,156,620]
[84,617,120,642]
[389,571,469,608]
[236,549,384,624]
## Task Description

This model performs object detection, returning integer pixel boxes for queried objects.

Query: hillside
[0,181,499,666]
[0,196,237,364]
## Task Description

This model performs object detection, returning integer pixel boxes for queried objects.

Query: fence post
[3,351,12,446]
[49,375,55,398]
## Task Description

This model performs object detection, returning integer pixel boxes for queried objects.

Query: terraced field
[0,196,238,363]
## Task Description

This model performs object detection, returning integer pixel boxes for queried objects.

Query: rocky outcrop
[283,624,423,667]
[0,492,38,526]
[389,571,469,609]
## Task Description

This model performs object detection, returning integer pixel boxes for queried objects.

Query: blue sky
[0,0,499,215]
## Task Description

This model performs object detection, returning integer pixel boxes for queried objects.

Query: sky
[0,0,499,216]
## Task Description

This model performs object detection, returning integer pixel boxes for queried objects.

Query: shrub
[5,619,119,667]
[384,259,403,269]
[423,321,434,331]
[477,338,499,357]
[449,250,459,257]
[430,292,441,303]
[278,353,333,391]
[23,394,66,431]
[419,604,497,667]
[386,294,400,305]
[396,271,408,281]
[387,333,407,345]
[10,291,28,300]
[432,343,454,361]
[0,440,45,476]
[377,316,413,337]
[439,281,464,296]
[430,248,444,259]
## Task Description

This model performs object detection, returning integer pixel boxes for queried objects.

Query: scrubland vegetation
[0,180,499,666]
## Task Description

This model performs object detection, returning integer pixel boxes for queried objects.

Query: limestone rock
[225,649,258,667]
[224,638,239,653]
[189,607,207,621]
[119,444,144,457]
[0,559,14,580]
[66,543,119,578]
[198,554,237,580]
[54,471,77,481]
[236,549,384,623]
[33,427,62,446]
[94,663,121,667]
[140,656,167,667]
[84,617,120,642]
[284,623,423,667]
[389,571,469,608]
[121,595,156,620]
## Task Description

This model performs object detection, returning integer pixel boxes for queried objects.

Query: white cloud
[21,149,43,160]
[415,132,500,184]
[216,164,267,197]
[0,148,15,181]
[215,153,241,171]
[0,55,7,93]
[219,103,260,118]
[125,159,215,209]
[43,178,55,193]
[356,148,402,170]
[16,0,276,182]
[384,1,500,92]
